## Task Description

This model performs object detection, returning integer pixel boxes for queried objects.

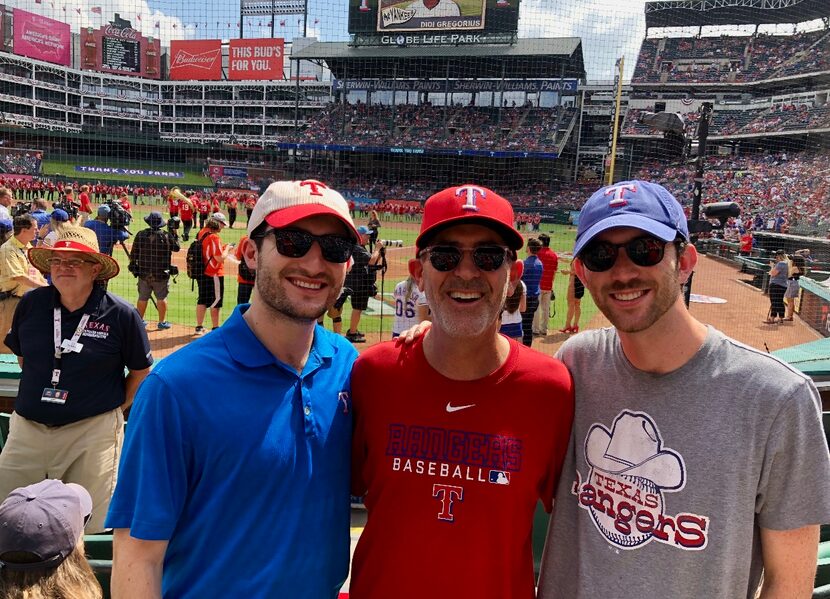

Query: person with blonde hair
[0,479,102,599]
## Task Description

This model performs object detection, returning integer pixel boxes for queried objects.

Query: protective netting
[0,0,828,358]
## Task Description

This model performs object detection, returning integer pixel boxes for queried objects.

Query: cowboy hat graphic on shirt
[585,411,684,489]
[573,411,708,551]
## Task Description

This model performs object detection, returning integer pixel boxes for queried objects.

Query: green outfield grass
[105,208,597,338]
[42,156,213,187]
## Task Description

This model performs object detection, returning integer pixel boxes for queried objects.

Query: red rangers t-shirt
[167,196,179,216]
[179,199,194,221]
[350,336,574,599]
[537,247,559,291]
[199,229,225,277]
[78,192,92,214]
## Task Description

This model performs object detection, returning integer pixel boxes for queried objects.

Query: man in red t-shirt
[197,196,211,229]
[194,213,230,335]
[178,193,195,241]
[350,185,575,599]
[77,185,93,222]
[225,195,238,229]
[533,232,559,336]
[167,189,180,218]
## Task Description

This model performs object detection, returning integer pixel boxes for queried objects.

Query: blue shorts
[499,322,522,339]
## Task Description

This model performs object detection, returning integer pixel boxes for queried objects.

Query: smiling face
[49,250,101,297]
[245,215,350,323]
[574,226,695,334]
[410,223,519,340]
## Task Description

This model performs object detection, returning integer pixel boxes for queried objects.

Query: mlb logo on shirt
[489,470,510,485]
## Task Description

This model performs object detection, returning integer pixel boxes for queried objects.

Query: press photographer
[129,211,180,330]
[328,225,382,343]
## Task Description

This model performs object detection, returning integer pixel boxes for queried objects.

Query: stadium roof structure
[644,0,830,28]
[291,39,585,81]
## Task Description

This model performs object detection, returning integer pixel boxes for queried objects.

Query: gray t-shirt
[770,260,789,287]
[539,326,830,599]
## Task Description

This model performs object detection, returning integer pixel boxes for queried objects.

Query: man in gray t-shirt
[538,180,830,599]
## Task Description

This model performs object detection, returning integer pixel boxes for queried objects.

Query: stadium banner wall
[349,0,520,34]
[228,38,285,81]
[12,8,71,66]
[208,165,249,179]
[169,39,222,81]
[333,78,579,94]
[277,142,558,160]
[80,25,160,79]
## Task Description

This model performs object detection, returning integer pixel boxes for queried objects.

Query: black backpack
[186,235,206,279]
[131,229,172,277]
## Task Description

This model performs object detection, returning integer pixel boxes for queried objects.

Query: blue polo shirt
[106,305,358,599]
[84,219,129,256]
[522,254,544,298]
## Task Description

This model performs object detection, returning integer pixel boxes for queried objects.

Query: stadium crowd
[632,29,830,84]
[299,101,575,153]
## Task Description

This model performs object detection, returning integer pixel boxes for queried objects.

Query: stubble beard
[598,266,682,334]
[425,276,510,339]
[255,259,342,323]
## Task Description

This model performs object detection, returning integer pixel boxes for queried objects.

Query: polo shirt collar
[11,237,27,250]
[221,305,336,373]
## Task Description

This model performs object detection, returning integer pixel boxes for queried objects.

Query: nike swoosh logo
[446,402,476,413]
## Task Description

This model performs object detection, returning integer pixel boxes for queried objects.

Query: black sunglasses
[579,235,682,272]
[259,229,355,263]
[420,245,512,272]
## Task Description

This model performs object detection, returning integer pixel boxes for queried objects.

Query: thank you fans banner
[13,8,70,66]
[170,39,222,81]
[228,38,285,81]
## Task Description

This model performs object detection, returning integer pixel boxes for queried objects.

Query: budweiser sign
[170,40,222,80]
[103,25,139,41]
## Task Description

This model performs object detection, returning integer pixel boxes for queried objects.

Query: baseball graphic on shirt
[572,411,710,551]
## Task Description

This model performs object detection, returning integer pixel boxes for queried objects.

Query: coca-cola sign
[170,40,222,80]
[103,25,140,41]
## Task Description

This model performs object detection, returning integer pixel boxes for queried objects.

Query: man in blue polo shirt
[107,179,361,598]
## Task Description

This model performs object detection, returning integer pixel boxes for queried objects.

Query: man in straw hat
[537,181,830,598]
[0,226,152,533]
[108,180,360,598]
[348,185,574,598]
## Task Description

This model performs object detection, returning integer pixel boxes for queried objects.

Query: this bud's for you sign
[229,38,285,80]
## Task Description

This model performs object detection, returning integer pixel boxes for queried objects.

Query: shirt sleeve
[0,245,24,281]
[756,380,830,529]
[4,291,30,356]
[120,303,153,371]
[105,373,189,538]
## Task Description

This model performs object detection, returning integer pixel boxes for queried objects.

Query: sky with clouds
[5,0,826,80]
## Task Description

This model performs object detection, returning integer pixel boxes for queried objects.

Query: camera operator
[328,225,382,343]
[129,212,180,330]
[84,205,128,257]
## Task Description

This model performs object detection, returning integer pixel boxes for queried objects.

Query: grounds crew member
[108,179,360,598]
[349,185,574,598]
[0,226,151,533]
[538,181,830,598]
[129,211,181,330]
[0,215,47,353]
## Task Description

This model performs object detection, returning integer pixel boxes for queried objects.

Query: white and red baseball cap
[246,179,358,241]
[416,184,524,250]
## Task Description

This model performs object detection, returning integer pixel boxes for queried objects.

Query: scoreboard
[101,35,140,73]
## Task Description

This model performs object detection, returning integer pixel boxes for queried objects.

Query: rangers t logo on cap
[457,185,486,212]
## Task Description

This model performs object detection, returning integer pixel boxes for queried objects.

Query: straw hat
[29,227,120,281]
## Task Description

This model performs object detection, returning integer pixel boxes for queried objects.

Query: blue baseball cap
[51,209,69,222]
[97,205,111,217]
[574,180,689,257]
[357,225,371,235]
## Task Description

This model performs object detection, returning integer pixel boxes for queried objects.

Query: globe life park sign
[353,31,517,47]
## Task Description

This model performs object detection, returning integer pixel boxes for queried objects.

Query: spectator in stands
[0,479,102,599]
[533,232,558,337]
[195,213,231,336]
[739,229,753,256]
[0,215,47,353]
[0,227,151,532]
[129,212,180,330]
[0,187,13,221]
[107,179,360,598]
[520,237,543,347]
[84,205,128,257]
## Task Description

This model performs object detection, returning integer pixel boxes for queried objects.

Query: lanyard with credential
[51,307,90,389]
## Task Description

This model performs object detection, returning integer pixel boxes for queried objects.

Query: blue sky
[6,0,826,80]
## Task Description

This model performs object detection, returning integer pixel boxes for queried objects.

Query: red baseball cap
[416,184,524,250]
